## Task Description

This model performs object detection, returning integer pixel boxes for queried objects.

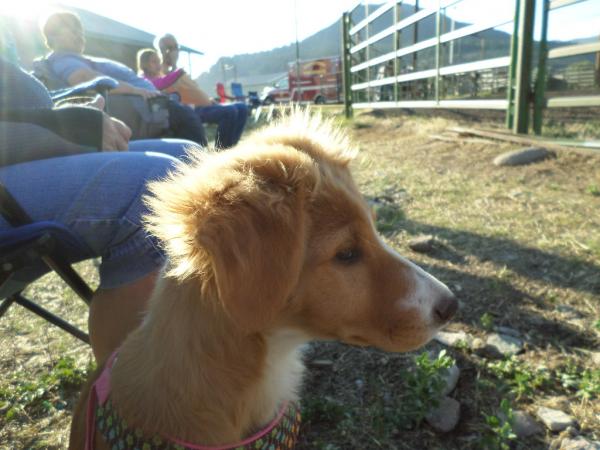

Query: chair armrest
[50,76,119,102]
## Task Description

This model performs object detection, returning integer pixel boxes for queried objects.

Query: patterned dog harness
[85,352,301,450]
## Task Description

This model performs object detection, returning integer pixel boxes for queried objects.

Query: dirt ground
[1,109,599,449]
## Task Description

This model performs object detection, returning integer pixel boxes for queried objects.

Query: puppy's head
[145,112,456,352]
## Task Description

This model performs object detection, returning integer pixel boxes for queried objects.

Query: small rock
[485,333,524,357]
[493,147,554,166]
[408,235,436,253]
[355,379,364,389]
[425,397,461,433]
[537,406,576,432]
[559,436,600,450]
[591,352,600,367]
[512,410,543,438]
[441,364,460,396]
[435,331,472,348]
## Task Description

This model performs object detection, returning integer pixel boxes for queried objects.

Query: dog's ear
[197,147,318,332]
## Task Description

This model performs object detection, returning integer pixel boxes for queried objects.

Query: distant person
[137,48,213,106]
[40,11,207,146]
[154,34,248,149]
[138,48,246,149]
[157,33,180,75]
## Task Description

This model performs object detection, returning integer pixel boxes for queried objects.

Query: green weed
[480,312,495,331]
[487,357,550,400]
[0,356,92,422]
[587,185,600,196]
[559,360,600,400]
[374,203,405,233]
[302,396,349,425]
[482,398,516,450]
[390,350,455,429]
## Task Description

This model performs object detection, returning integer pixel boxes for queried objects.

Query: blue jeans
[167,99,208,147]
[194,103,248,149]
[0,140,193,290]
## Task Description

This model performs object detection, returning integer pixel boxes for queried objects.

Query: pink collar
[85,351,301,450]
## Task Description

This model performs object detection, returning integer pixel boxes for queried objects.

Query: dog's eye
[335,248,361,264]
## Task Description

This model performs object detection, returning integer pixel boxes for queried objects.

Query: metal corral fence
[341,0,600,135]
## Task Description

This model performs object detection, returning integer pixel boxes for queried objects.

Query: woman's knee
[235,103,248,116]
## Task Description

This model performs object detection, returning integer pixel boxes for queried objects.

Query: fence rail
[341,0,600,134]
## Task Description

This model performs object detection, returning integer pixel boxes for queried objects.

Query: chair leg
[13,293,89,344]
[0,296,16,318]
[42,255,94,304]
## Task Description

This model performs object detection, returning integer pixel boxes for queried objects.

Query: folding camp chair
[0,182,93,344]
[216,82,234,104]
[230,82,245,102]
[33,59,170,140]
[247,91,261,109]
[49,76,118,103]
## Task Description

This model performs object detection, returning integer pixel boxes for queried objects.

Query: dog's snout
[433,292,458,324]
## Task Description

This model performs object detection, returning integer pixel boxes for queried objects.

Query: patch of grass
[480,312,495,331]
[482,398,516,450]
[374,203,406,233]
[587,184,600,197]
[486,357,551,400]
[0,356,93,423]
[302,396,350,427]
[558,360,600,400]
[390,350,455,429]
[353,120,373,129]
[487,356,600,402]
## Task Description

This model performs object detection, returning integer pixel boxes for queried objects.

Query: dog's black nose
[434,292,458,324]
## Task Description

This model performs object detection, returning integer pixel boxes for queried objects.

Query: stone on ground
[493,147,554,166]
[537,406,576,432]
[426,397,461,433]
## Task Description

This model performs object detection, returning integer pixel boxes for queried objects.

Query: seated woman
[40,12,207,146]
[137,49,247,149]
[0,57,200,363]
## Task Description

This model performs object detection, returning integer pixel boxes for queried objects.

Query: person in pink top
[138,48,247,149]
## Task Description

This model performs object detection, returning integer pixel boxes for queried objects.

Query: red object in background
[261,56,342,105]
[216,82,228,103]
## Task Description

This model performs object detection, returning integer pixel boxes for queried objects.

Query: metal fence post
[533,0,550,135]
[435,0,441,104]
[342,12,353,119]
[365,4,371,103]
[506,0,521,129]
[413,0,419,72]
[394,2,401,103]
[513,0,535,134]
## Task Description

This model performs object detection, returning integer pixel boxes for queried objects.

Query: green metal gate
[341,0,600,135]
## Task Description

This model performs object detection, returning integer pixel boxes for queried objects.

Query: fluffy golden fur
[69,111,457,449]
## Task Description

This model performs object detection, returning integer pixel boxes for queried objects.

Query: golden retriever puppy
[70,111,457,449]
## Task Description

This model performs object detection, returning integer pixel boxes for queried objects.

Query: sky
[1,0,359,75]
[2,0,598,76]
